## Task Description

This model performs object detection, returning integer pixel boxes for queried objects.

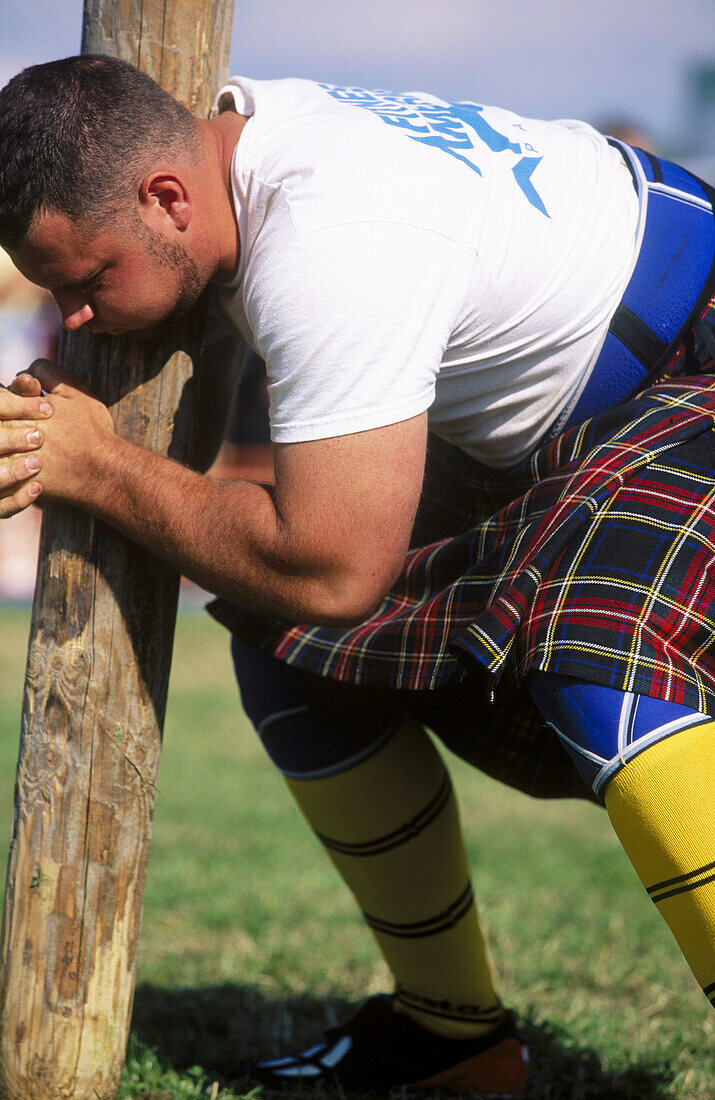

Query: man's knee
[231,637,400,777]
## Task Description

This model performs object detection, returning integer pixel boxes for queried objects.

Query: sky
[1,0,714,157]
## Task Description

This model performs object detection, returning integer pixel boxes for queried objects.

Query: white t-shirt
[212,77,642,468]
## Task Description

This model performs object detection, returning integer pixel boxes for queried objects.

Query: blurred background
[1,0,714,600]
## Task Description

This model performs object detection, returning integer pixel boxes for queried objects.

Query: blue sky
[1,0,713,156]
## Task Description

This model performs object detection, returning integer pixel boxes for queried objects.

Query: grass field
[0,605,712,1098]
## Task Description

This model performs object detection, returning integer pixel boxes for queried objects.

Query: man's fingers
[28,359,64,393]
[0,452,42,491]
[0,423,43,457]
[0,384,52,421]
[28,359,93,399]
[0,478,43,519]
[0,452,43,516]
[10,373,43,398]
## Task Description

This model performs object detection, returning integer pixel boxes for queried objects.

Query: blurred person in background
[0,246,58,383]
[598,117,659,155]
[211,347,273,484]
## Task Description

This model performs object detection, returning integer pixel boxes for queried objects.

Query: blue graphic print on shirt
[319,84,549,217]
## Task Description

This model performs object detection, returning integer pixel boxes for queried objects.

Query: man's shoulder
[228,79,481,249]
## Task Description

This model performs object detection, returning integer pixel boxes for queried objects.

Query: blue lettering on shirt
[319,85,549,218]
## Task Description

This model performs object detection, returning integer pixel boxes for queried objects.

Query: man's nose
[54,294,95,331]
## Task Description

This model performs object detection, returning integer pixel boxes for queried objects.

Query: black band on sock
[315,772,453,856]
[395,987,504,1026]
[363,882,475,939]
[646,860,715,904]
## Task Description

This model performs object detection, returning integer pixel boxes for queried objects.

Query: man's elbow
[307,589,383,628]
[307,567,397,628]
[311,598,381,629]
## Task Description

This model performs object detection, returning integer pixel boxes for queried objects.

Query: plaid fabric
[210,305,715,720]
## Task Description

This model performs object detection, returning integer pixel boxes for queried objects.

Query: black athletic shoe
[249,994,529,1095]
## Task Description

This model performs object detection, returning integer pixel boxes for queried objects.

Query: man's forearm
[78,435,373,625]
[5,365,425,624]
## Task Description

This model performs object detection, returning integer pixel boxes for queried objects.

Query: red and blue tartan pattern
[209,351,715,715]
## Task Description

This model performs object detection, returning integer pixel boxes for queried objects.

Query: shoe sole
[391,1036,529,1097]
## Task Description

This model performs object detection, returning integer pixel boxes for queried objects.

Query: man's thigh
[529,671,712,800]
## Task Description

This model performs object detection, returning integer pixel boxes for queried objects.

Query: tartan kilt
[209,313,715,797]
[210,374,715,700]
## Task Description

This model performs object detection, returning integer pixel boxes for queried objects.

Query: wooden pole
[0,3,234,1097]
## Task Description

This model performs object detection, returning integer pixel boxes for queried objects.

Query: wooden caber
[0,1,235,1096]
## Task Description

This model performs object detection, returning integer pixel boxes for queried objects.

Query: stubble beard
[131,220,204,340]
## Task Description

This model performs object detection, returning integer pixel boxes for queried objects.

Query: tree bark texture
[0,3,234,1097]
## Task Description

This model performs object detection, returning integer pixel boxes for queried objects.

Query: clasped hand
[0,361,115,518]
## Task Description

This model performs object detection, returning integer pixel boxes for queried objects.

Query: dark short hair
[0,55,199,250]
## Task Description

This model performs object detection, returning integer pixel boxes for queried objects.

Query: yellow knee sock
[605,722,715,1008]
[285,720,503,1038]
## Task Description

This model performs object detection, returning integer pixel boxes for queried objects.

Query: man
[0,55,713,1097]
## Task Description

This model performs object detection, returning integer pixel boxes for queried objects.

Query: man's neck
[207,110,249,187]
[200,111,249,282]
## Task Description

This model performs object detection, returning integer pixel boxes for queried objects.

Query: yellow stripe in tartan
[622,484,715,693]
[534,575,715,629]
[528,640,710,712]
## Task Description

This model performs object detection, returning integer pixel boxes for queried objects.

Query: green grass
[0,605,712,1098]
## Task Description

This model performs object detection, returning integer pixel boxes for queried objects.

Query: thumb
[28,359,96,399]
[10,372,43,397]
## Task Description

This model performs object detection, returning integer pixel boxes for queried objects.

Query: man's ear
[139,172,192,231]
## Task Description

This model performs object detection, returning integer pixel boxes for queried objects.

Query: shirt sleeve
[243,218,476,443]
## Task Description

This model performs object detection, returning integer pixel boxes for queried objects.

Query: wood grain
[0,3,234,1096]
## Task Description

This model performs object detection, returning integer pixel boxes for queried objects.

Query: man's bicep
[272,412,428,617]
